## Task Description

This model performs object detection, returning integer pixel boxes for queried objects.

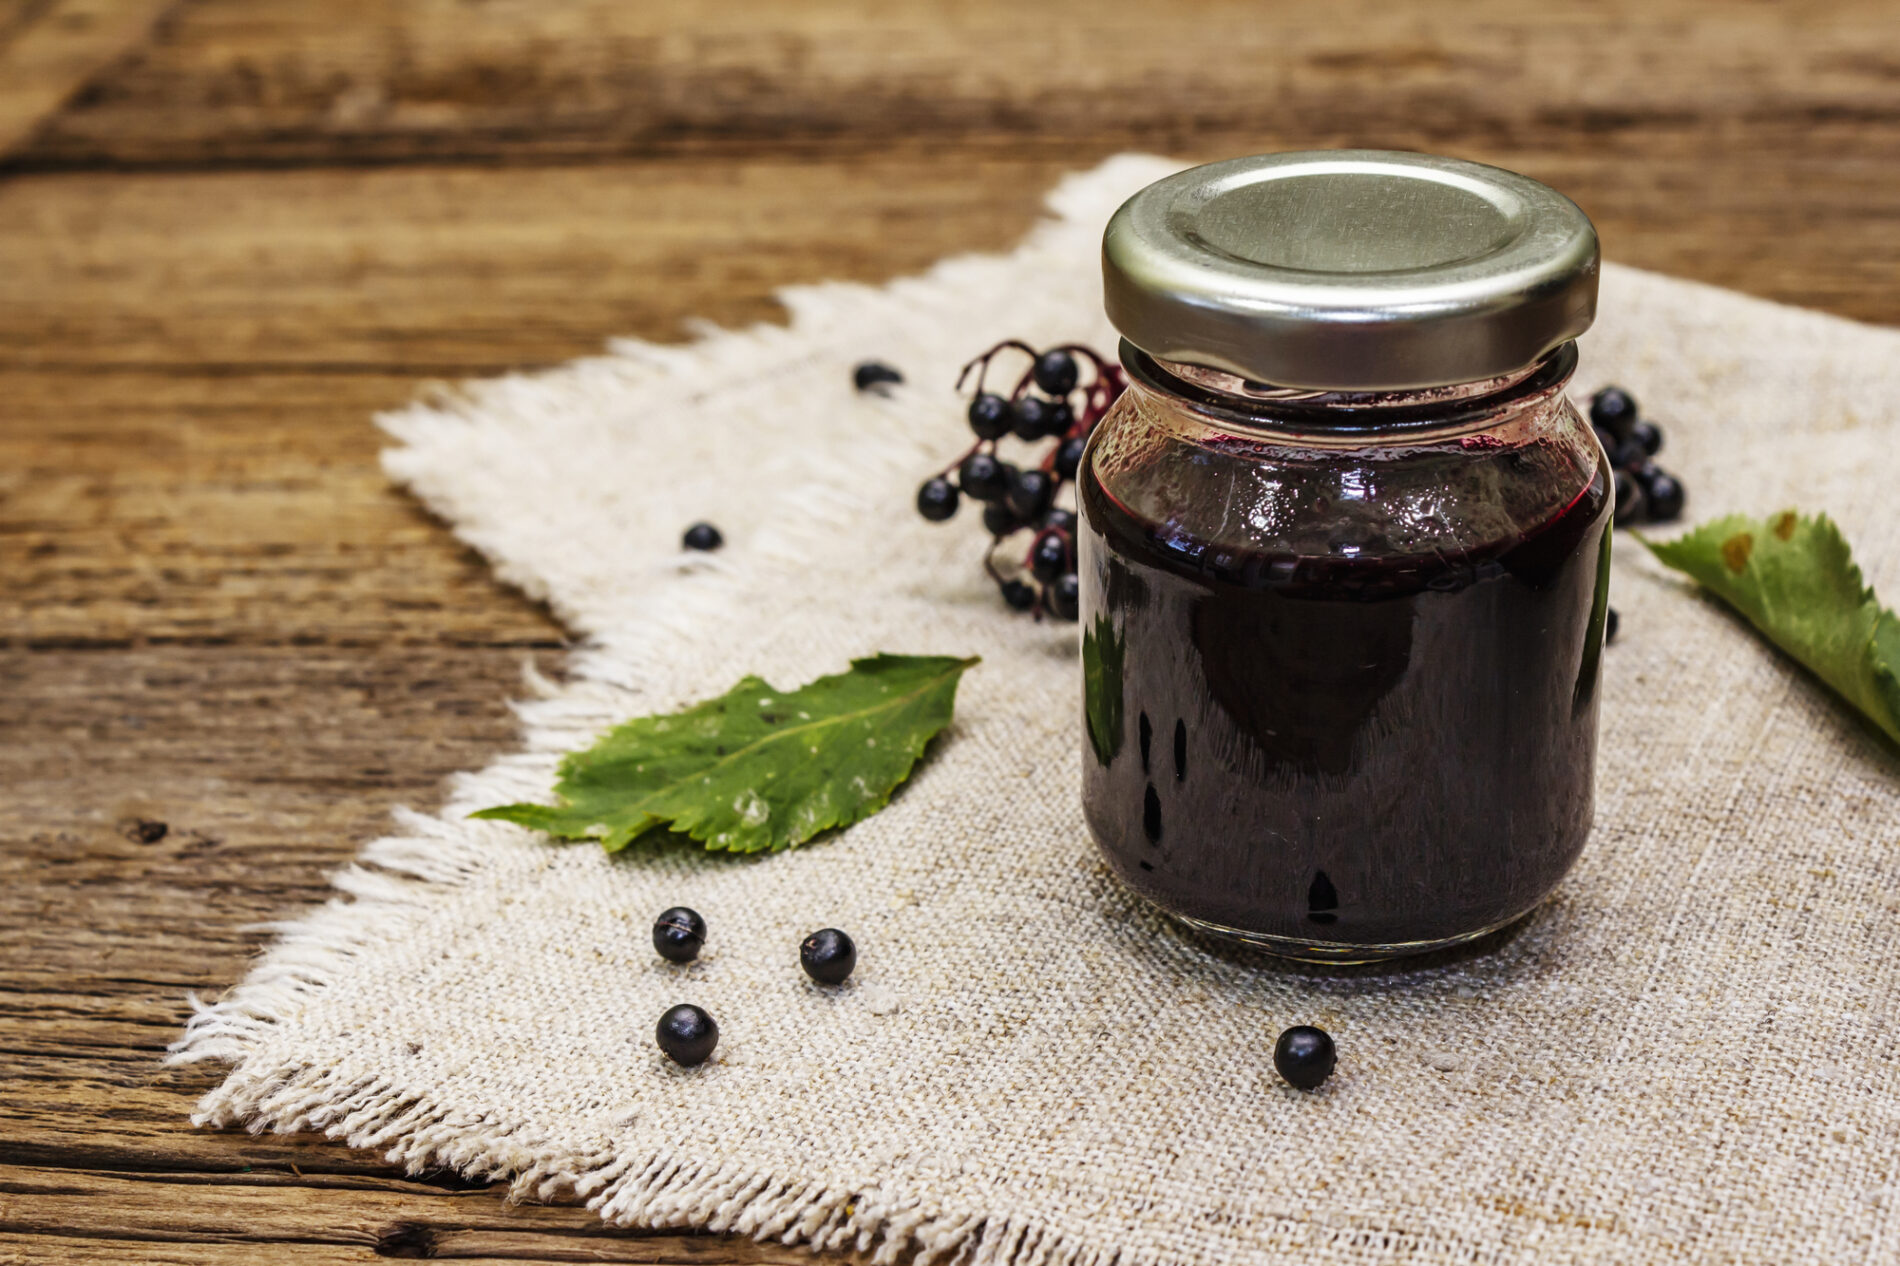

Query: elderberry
[1610,437,1647,470]
[1639,468,1685,522]
[800,928,857,985]
[655,1003,718,1066]
[1006,468,1055,521]
[1273,1025,1336,1090]
[968,393,1012,440]
[1033,349,1079,396]
[1054,436,1086,481]
[1000,578,1037,611]
[1590,385,1638,439]
[959,452,1009,503]
[1030,532,1070,584]
[682,522,724,551]
[982,503,1023,538]
[853,361,903,393]
[1047,573,1080,621]
[1010,396,1052,442]
[916,476,959,522]
[652,907,706,963]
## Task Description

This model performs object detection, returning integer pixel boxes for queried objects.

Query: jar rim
[1121,340,1580,440]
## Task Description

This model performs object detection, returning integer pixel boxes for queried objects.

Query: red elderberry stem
[955,339,1039,395]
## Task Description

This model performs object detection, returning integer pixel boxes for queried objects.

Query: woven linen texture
[174,155,1900,1265]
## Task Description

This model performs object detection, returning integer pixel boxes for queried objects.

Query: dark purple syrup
[1079,454,1612,953]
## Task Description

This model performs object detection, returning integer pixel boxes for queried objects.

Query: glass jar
[1080,152,1611,962]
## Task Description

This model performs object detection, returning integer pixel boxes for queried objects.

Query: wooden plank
[0,2,54,48]
[0,643,535,1166]
[0,0,175,159]
[0,369,568,646]
[0,1165,856,1263]
[9,0,1887,322]
[0,1231,826,1266]
[0,156,1067,373]
[15,0,1900,167]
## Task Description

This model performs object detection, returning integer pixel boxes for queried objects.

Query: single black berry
[1641,469,1685,522]
[1605,607,1620,645]
[800,928,856,985]
[1272,1025,1336,1090]
[1042,507,1078,535]
[682,522,724,551]
[1047,572,1080,621]
[652,907,706,963]
[1000,578,1037,611]
[1045,400,1075,438]
[1005,468,1055,521]
[967,392,1012,440]
[916,476,959,522]
[1030,532,1070,584]
[1032,349,1079,396]
[958,452,1009,503]
[1054,435,1086,481]
[655,1003,718,1066]
[1630,419,1663,457]
[1590,385,1639,439]
[1010,396,1052,442]
[1612,469,1646,528]
[982,502,1023,538]
[1610,438,1647,471]
[852,361,903,393]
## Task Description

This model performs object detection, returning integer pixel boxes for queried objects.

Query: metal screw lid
[1102,151,1599,391]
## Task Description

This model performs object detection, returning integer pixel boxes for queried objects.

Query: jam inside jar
[1078,344,1610,961]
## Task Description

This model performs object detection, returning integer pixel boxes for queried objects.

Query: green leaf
[1642,510,1900,745]
[474,653,979,853]
[1082,613,1126,766]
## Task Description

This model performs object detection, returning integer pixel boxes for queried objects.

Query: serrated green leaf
[1082,613,1125,766]
[474,653,979,853]
[1642,510,1900,745]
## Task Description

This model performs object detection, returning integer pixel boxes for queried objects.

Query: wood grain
[5,3,1898,323]
[3,2,1898,1262]
[0,1165,853,1262]
[15,0,1899,165]
[0,0,176,158]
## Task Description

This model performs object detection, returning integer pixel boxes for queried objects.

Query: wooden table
[3,2,1896,1261]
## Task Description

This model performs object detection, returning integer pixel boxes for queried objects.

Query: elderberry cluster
[915,341,1126,620]
[1591,385,1686,528]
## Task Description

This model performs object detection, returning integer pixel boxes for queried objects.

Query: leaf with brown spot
[1643,511,1900,746]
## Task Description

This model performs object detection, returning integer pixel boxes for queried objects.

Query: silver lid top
[1102,151,1599,391]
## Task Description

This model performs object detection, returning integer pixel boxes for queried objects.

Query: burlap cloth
[174,156,1900,1264]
